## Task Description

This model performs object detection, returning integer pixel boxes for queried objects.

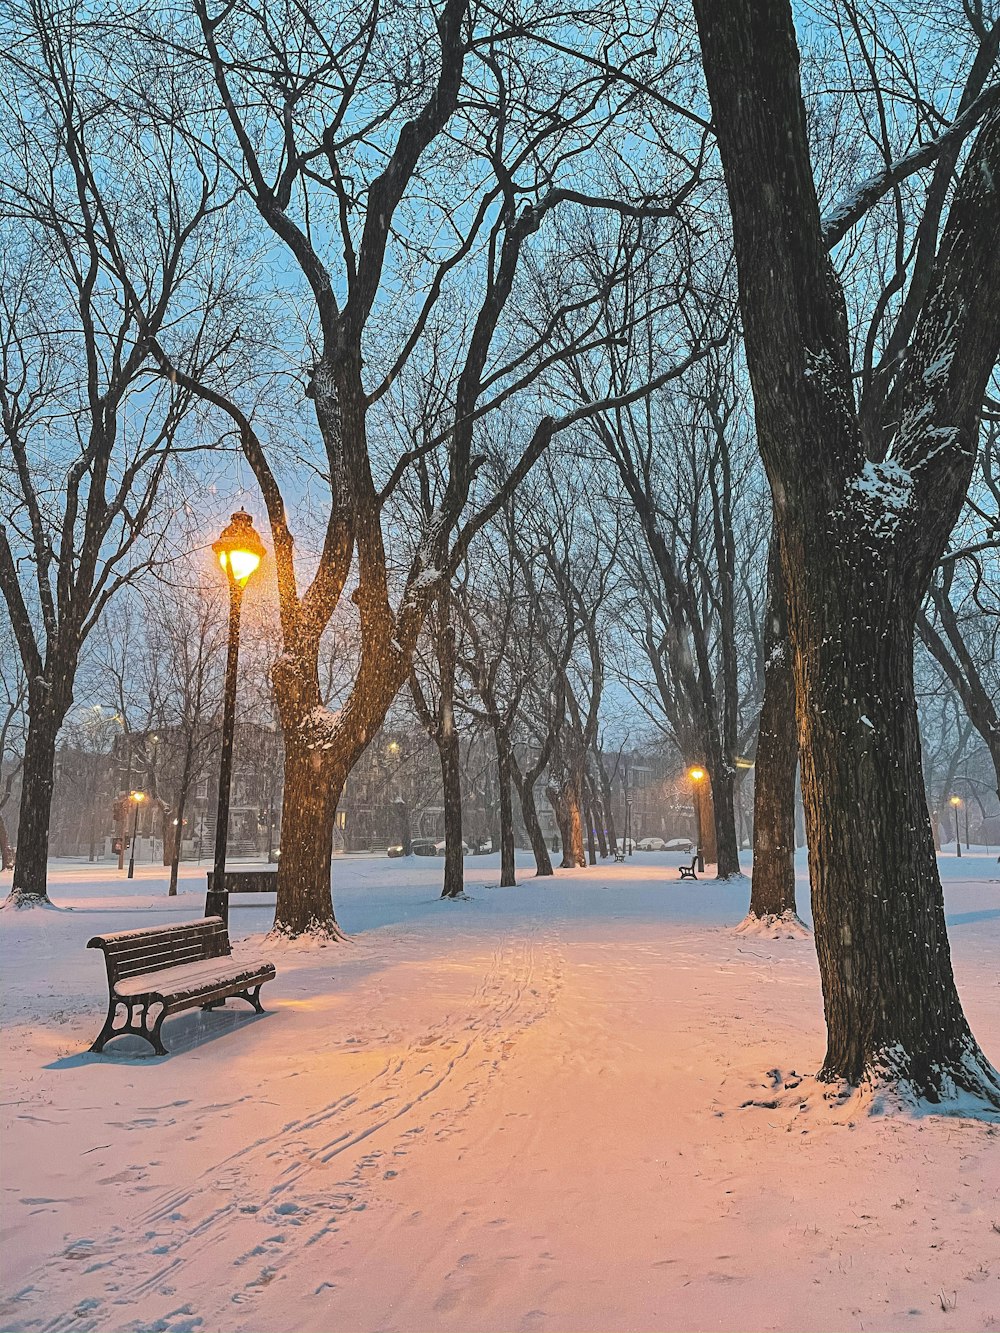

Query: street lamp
[127,790,146,879]
[209,510,266,921]
[949,795,963,858]
[688,766,706,873]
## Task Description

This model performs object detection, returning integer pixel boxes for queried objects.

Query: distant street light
[209,510,266,922]
[949,795,963,858]
[688,766,706,872]
[127,790,146,879]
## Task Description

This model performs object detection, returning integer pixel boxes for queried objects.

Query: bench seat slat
[114,957,274,999]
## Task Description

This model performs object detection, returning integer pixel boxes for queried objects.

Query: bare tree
[0,0,237,905]
[692,0,1000,1103]
[149,0,707,935]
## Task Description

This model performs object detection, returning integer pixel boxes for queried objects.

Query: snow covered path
[1,853,998,1332]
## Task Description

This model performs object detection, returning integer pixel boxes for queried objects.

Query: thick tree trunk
[748,534,799,922]
[439,723,465,899]
[514,772,554,877]
[549,778,586,868]
[5,702,62,906]
[794,568,995,1096]
[273,737,344,937]
[694,0,1000,1104]
[495,736,516,887]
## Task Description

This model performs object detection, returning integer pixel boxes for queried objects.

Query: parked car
[664,837,695,852]
[636,836,666,851]
[434,839,471,856]
[387,838,439,857]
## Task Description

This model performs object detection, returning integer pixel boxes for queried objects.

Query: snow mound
[738,1063,1000,1124]
[734,910,811,939]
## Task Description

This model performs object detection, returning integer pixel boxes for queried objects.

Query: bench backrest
[88,917,231,987]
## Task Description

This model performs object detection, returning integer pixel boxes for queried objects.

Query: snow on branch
[821,84,1000,251]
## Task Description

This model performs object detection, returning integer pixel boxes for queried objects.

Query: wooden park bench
[678,857,699,881]
[205,869,277,926]
[88,917,276,1056]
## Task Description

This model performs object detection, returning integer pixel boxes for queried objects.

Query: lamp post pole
[949,796,962,858]
[687,767,706,873]
[127,792,145,879]
[212,577,244,908]
[207,510,265,923]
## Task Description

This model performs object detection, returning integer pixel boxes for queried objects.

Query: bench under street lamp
[208,510,266,921]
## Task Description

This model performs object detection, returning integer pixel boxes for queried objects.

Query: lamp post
[209,510,265,921]
[688,766,706,873]
[127,790,146,879]
[949,795,962,858]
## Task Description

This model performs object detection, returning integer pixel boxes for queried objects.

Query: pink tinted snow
[1,851,998,1333]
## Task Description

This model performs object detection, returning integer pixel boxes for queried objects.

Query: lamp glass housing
[219,547,262,586]
[212,510,266,588]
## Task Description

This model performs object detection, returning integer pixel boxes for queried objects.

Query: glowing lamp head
[949,795,962,807]
[688,766,706,783]
[130,790,146,804]
[212,509,266,587]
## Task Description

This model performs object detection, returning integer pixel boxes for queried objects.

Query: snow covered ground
[1,850,998,1333]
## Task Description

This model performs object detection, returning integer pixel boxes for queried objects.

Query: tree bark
[0,813,13,870]
[273,734,344,936]
[439,721,465,898]
[549,777,586,868]
[748,531,799,921]
[693,0,1000,1103]
[584,793,598,865]
[589,776,609,858]
[513,767,554,877]
[596,753,619,860]
[5,700,62,906]
[495,736,516,887]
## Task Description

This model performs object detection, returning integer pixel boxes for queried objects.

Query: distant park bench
[205,869,277,926]
[87,917,275,1056]
[678,857,699,881]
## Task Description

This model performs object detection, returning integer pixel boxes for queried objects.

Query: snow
[301,705,342,748]
[844,458,914,538]
[2,851,999,1332]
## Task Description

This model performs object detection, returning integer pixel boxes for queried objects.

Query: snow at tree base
[1,851,998,1333]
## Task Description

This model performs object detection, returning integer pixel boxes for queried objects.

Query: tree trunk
[0,813,13,870]
[794,572,995,1095]
[584,794,598,865]
[707,761,741,876]
[697,777,717,864]
[549,778,586,868]
[5,702,62,906]
[597,756,619,859]
[273,735,344,937]
[589,778,609,858]
[693,0,1000,1104]
[514,770,554,877]
[748,533,799,921]
[496,736,516,887]
[439,722,465,899]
